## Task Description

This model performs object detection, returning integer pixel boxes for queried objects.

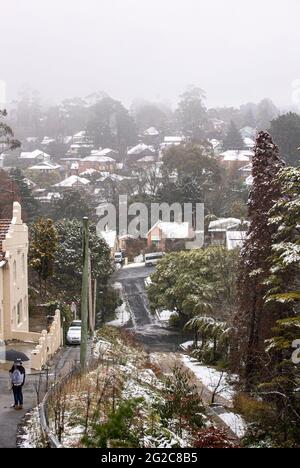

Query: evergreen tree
[176,86,207,141]
[223,121,244,150]
[9,168,40,222]
[0,110,20,154]
[269,112,300,166]
[50,188,97,222]
[0,169,20,219]
[29,218,59,293]
[266,166,300,309]
[236,132,285,389]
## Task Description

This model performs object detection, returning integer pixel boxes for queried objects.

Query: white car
[66,322,82,345]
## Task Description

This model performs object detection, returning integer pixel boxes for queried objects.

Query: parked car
[145,252,164,267]
[114,252,124,265]
[66,322,82,345]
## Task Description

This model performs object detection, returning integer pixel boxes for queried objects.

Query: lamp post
[80,217,89,370]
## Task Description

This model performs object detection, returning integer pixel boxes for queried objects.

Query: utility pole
[80,217,89,370]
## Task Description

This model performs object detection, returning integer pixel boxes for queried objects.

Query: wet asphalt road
[115,264,187,352]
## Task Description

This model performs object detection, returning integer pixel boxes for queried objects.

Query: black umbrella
[0,349,30,362]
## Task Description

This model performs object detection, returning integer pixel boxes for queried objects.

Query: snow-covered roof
[94,148,117,157]
[243,137,255,148]
[148,221,190,239]
[54,175,90,187]
[83,155,116,163]
[221,150,253,162]
[164,136,185,143]
[137,155,155,163]
[100,230,117,249]
[28,161,61,171]
[209,218,242,232]
[41,136,56,145]
[127,143,155,156]
[20,149,50,160]
[226,231,247,250]
[34,192,62,202]
[209,139,222,150]
[97,173,126,182]
[143,127,159,136]
[70,162,79,170]
[79,168,100,176]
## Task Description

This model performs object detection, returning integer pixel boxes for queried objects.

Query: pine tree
[9,168,40,222]
[0,109,20,154]
[266,166,300,309]
[236,132,285,390]
[29,218,59,293]
[223,121,244,150]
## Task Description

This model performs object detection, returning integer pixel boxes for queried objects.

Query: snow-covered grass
[17,408,44,449]
[218,412,246,438]
[181,355,237,403]
[179,340,194,351]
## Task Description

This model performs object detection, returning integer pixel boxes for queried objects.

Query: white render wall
[0,266,4,341]
[1,202,29,340]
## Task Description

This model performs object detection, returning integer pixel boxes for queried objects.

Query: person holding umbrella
[9,360,26,410]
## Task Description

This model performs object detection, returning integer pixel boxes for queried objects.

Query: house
[161,136,185,150]
[54,175,90,189]
[238,164,253,186]
[99,229,119,256]
[19,149,50,169]
[243,137,255,150]
[0,202,29,341]
[142,127,161,146]
[79,150,116,172]
[41,136,56,146]
[147,221,192,251]
[126,143,156,166]
[28,161,61,173]
[209,139,223,154]
[208,218,248,248]
[240,126,256,140]
[220,150,253,169]
[0,203,63,369]
[226,230,247,250]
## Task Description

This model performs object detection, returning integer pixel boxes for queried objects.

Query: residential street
[115,264,188,352]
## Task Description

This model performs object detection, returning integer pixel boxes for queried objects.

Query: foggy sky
[2,0,300,108]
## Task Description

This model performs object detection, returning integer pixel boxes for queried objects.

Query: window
[17,300,23,325]
[13,261,17,284]
[22,254,25,276]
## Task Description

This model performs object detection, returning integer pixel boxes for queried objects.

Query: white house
[28,161,61,173]
[54,175,90,188]
[208,217,249,249]
[0,203,29,341]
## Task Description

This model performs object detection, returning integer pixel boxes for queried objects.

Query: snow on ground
[156,310,178,323]
[122,262,145,269]
[179,341,194,351]
[218,412,246,438]
[107,302,131,327]
[181,355,237,403]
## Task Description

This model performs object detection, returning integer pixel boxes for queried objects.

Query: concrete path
[0,345,81,448]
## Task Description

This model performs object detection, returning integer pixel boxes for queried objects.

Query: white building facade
[0,202,29,341]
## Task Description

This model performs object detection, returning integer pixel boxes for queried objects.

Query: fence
[31,310,63,371]
[39,357,101,448]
